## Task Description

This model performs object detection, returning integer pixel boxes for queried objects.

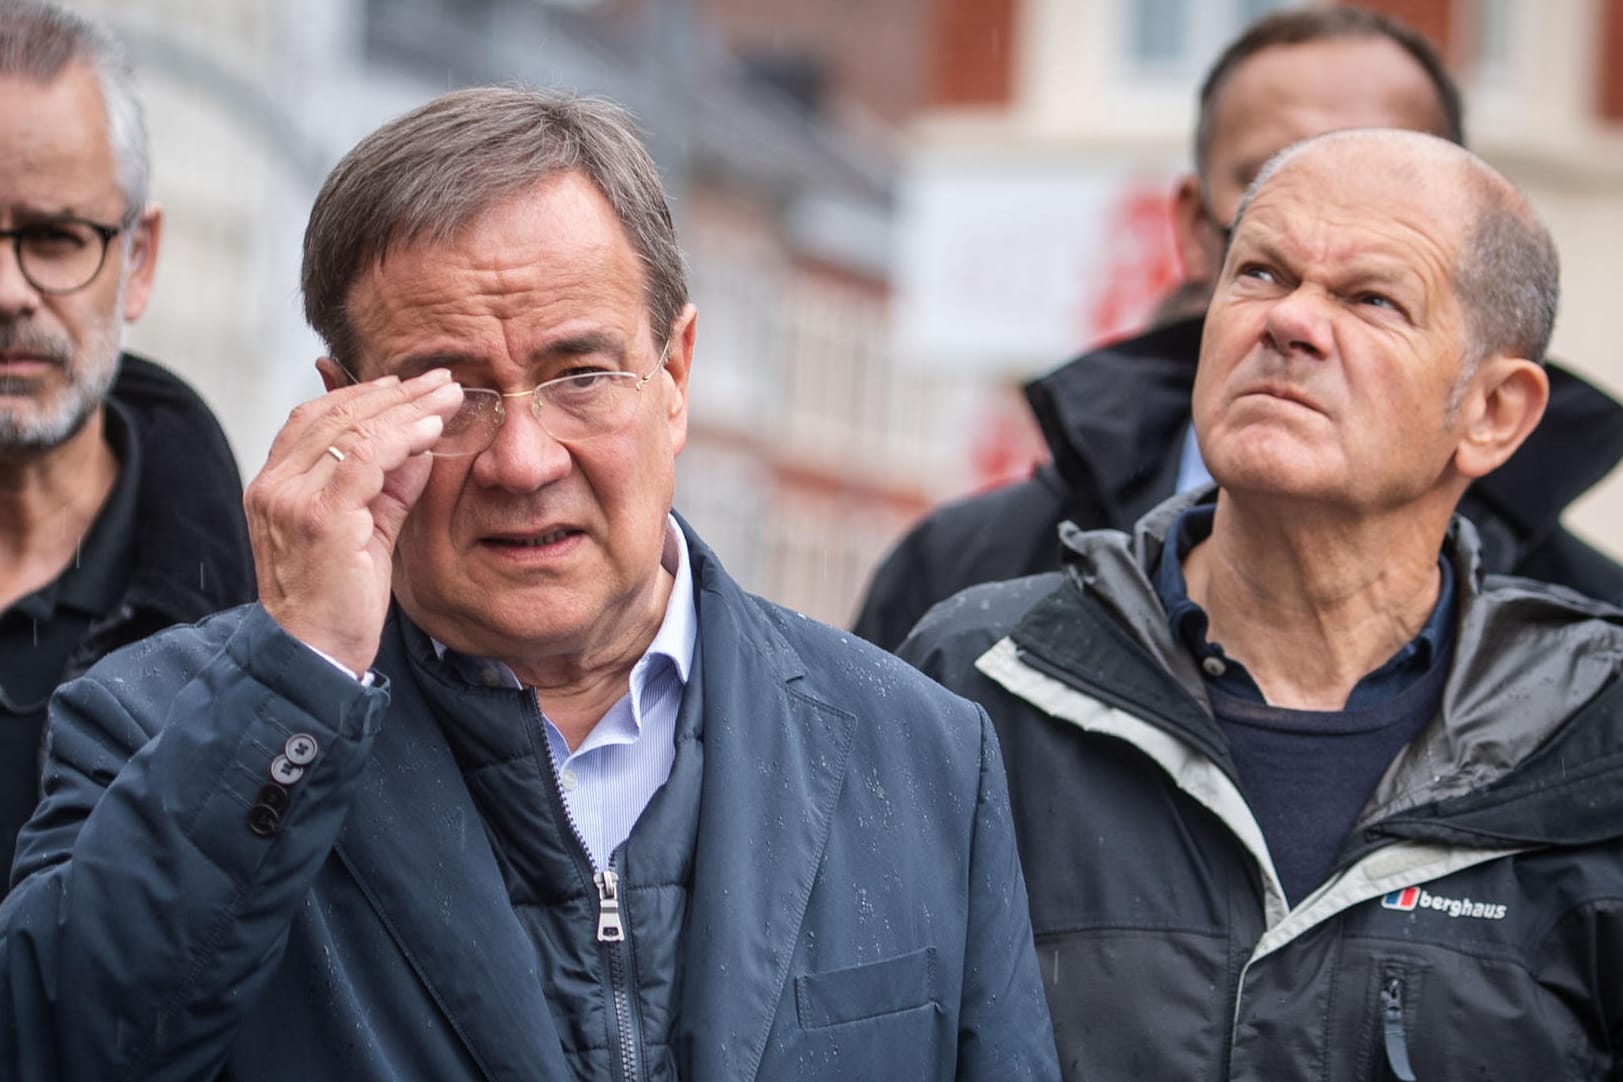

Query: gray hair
[0,0,150,221]
[1230,132,1558,370]
[1455,183,1559,367]
[302,86,688,369]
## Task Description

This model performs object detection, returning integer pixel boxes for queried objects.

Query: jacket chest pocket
[795,946,938,1029]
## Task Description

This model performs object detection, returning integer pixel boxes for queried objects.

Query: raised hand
[245,368,462,674]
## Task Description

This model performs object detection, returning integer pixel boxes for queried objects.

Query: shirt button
[270,755,305,786]
[561,768,578,792]
[480,669,504,688]
[284,733,318,766]
[1202,656,1228,678]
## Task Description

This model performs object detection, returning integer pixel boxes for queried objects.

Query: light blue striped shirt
[437,516,696,870]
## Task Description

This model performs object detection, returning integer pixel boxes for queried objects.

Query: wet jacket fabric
[898,494,1623,1080]
[854,315,1623,649]
[0,522,1059,1082]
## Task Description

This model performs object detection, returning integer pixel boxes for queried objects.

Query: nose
[468,391,573,493]
[1260,287,1331,361]
[0,236,40,319]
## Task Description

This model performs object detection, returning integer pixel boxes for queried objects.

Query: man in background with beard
[0,1,253,887]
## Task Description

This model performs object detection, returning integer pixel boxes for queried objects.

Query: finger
[309,369,461,471]
[320,379,461,486]
[265,368,455,474]
[247,375,457,545]
[263,372,402,466]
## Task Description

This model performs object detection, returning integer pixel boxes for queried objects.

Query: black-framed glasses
[1,217,124,295]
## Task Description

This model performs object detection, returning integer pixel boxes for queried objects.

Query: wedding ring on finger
[325,445,346,464]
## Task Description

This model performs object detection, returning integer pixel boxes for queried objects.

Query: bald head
[1234,129,1558,367]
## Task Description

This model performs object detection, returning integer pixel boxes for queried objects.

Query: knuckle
[286,398,326,427]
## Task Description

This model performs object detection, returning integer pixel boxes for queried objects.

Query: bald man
[901,130,1623,1080]
[853,6,1623,651]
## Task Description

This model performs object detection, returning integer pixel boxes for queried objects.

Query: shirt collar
[433,513,697,696]
[1153,503,1456,704]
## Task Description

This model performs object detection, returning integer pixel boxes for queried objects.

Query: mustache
[0,323,75,367]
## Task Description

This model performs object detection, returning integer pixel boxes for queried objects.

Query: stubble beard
[0,288,125,455]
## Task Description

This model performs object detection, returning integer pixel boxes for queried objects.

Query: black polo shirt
[0,403,138,880]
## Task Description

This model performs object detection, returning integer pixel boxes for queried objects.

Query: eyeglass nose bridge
[473,385,561,449]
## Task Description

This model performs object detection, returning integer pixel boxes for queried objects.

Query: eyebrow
[385,331,629,382]
[532,331,626,363]
[1232,231,1425,295]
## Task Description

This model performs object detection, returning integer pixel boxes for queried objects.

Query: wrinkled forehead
[1242,139,1468,246]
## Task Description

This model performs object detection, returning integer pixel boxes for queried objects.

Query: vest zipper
[1381,976,1417,1081]
[602,854,644,1082]
[595,868,626,942]
[534,706,645,1082]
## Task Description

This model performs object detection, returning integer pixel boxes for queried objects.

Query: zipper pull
[1382,977,1417,1081]
[594,869,625,943]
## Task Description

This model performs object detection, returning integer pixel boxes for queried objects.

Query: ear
[120,204,162,322]
[315,356,349,393]
[663,303,696,456]
[1452,355,1550,479]
[1170,174,1216,285]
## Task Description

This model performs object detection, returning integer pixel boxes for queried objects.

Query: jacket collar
[1464,361,1623,542]
[1023,316,1203,527]
[1014,494,1623,845]
[676,517,857,1081]
[104,354,256,630]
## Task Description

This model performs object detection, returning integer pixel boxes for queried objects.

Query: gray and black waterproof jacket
[899,495,1623,1080]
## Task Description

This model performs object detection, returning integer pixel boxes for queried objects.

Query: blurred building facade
[903,0,1623,561]
[55,0,1623,628]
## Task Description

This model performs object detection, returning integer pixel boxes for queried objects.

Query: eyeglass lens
[9,220,116,294]
[431,371,645,457]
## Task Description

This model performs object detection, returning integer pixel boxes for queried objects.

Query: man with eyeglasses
[0,86,1058,1081]
[0,2,253,894]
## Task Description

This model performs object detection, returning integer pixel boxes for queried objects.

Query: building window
[1124,0,1303,76]
[1130,0,1190,67]
[1469,0,1513,77]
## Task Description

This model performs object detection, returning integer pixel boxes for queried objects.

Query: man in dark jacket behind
[0,2,253,888]
[903,128,1623,1080]
[0,86,1057,1082]
[854,7,1623,650]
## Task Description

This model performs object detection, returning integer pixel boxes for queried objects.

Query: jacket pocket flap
[795,946,938,1028]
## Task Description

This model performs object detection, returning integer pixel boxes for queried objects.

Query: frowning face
[1192,143,1475,514]
[343,170,693,670]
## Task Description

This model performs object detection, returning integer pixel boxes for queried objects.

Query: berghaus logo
[1381,886,1507,920]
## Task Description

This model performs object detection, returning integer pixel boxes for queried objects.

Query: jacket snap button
[1201,656,1228,677]
[256,783,290,813]
[270,755,305,786]
[284,733,318,766]
[247,803,281,837]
